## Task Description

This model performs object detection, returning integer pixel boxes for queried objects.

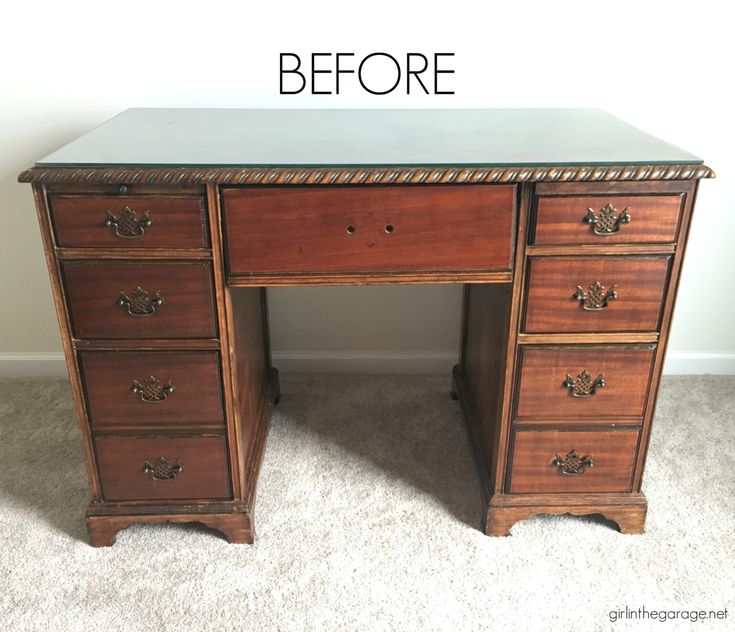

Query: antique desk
[19,109,713,546]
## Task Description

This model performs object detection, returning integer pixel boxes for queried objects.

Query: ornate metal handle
[117,287,163,316]
[563,370,605,398]
[583,203,631,236]
[143,457,183,481]
[573,281,618,311]
[552,450,594,475]
[131,376,174,403]
[104,206,152,238]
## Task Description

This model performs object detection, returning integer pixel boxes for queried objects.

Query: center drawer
[222,185,515,275]
[80,350,225,428]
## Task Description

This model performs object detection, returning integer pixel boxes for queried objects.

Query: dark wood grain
[523,256,670,333]
[531,194,684,245]
[62,261,217,339]
[223,185,515,275]
[508,428,639,493]
[49,195,209,248]
[515,345,655,419]
[94,435,231,501]
[80,351,224,428]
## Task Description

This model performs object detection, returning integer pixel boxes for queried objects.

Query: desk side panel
[459,284,512,495]
[227,287,273,508]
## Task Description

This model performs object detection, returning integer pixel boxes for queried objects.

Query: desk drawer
[523,256,670,333]
[508,428,639,493]
[95,435,231,501]
[515,345,655,420]
[49,195,209,248]
[222,185,515,275]
[531,193,684,245]
[80,351,224,428]
[63,261,217,339]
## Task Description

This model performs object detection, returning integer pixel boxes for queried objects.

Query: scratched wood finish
[531,194,684,245]
[80,351,224,428]
[49,195,209,248]
[94,435,231,501]
[523,256,671,333]
[222,185,516,275]
[19,111,710,543]
[62,261,217,339]
[515,345,655,419]
[508,428,639,493]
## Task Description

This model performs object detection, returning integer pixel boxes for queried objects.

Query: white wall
[1,0,733,375]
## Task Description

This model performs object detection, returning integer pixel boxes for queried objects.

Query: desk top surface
[36,108,702,168]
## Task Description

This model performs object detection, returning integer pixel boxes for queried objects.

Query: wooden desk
[19,109,713,546]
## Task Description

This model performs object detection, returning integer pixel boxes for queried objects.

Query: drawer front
[223,185,515,275]
[523,256,670,333]
[95,435,231,501]
[508,428,639,493]
[531,194,684,245]
[80,351,224,428]
[63,262,217,339]
[50,195,209,248]
[515,346,655,419]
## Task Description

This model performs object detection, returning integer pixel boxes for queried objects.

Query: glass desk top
[35,108,703,169]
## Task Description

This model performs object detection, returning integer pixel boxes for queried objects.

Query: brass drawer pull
[563,370,605,398]
[143,456,183,481]
[552,450,594,475]
[573,281,617,311]
[131,376,174,403]
[104,206,152,238]
[583,203,631,235]
[117,287,164,316]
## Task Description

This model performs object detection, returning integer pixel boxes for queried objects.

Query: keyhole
[385,224,394,234]
[346,225,356,235]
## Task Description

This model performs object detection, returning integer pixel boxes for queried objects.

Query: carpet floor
[0,375,733,631]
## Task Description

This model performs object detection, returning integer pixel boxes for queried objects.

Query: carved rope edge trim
[17,164,716,185]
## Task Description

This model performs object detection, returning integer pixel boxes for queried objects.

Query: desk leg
[86,510,256,547]
[485,494,648,536]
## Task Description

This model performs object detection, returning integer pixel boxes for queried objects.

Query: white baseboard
[1,350,733,377]
[0,352,68,377]
[662,352,735,375]
[270,351,459,375]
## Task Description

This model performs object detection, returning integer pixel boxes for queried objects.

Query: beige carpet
[0,374,733,631]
